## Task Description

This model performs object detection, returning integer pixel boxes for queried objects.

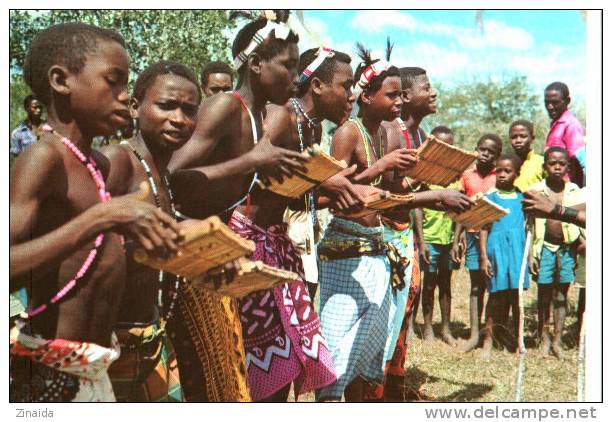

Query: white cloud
[351,11,533,51]
[456,20,534,50]
[391,42,471,79]
[350,10,417,33]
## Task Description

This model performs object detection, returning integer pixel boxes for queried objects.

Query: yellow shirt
[529,180,583,259]
[514,150,546,192]
[422,182,460,245]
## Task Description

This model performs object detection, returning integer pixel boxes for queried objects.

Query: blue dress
[485,188,529,293]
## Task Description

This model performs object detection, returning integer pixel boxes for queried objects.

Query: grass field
[291,266,582,402]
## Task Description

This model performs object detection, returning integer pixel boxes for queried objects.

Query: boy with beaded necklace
[9,23,181,402]
[101,61,209,401]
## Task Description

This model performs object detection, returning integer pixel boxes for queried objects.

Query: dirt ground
[290,266,582,402]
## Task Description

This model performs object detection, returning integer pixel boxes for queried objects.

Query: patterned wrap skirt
[229,211,336,401]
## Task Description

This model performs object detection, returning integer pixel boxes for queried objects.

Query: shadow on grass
[400,366,493,402]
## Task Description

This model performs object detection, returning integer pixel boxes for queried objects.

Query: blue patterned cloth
[382,224,413,361]
[316,217,394,401]
[485,189,529,293]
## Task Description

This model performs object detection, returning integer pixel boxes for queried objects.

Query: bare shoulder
[264,103,294,148]
[98,144,134,195]
[333,119,360,143]
[10,135,64,197]
[199,92,242,122]
[383,120,402,151]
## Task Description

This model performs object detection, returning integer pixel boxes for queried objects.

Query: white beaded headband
[352,60,393,98]
[233,20,291,70]
[297,47,335,85]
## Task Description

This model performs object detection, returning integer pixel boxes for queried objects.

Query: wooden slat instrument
[448,193,509,231]
[134,216,298,297]
[337,191,416,218]
[266,144,347,198]
[190,258,298,298]
[403,136,477,187]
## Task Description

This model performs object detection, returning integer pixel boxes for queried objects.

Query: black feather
[385,36,394,61]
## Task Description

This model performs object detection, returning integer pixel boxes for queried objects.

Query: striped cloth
[316,217,395,401]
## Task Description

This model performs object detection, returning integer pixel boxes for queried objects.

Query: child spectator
[528,147,582,358]
[544,82,586,186]
[509,120,546,192]
[453,133,502,352]
[479,154,530,360]
[419,126,460,346]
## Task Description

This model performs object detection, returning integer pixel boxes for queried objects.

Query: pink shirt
[546,109,585,157]
[546,109,586,184]
[460,166,496,198]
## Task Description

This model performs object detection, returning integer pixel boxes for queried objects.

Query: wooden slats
[448,193,509,231]
[266,144,347,198]
[190,258,297,298]
[403,137,478,187]
[133,216,256,280]
[338,191,416,218]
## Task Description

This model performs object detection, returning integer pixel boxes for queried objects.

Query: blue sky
[291,10,587,102]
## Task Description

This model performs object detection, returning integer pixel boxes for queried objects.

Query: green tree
[10,10,236,81]
[9,10,238,163]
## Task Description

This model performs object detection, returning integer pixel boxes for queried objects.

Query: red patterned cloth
[229,211,336,401]
[10,320,120,402]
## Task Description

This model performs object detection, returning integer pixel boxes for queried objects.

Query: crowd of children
[9,12,587,403]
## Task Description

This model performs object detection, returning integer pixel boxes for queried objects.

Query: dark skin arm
[10,143,181,284]
[451,224,466,264]
[413,208,429,264]
[479,227,493,278]
[522,189,585,228]
[168,93,307,183]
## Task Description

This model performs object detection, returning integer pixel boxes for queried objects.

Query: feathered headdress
[353,38,394,98]
[232,10,293,70]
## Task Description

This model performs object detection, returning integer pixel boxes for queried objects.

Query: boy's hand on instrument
[378,148,418,172]
[105,182,181,256]
[420,242,431,265]
[250,137,309,184]
[205,260,241,290]
[319,165,367,212]
[435,190,474,213]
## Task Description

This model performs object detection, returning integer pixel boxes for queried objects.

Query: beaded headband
[352,60,393,98]
[233,20,292,70]
[297,47,335,85]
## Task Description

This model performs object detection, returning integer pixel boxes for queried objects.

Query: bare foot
[551,341,564,359]
[423,325,435,342]
[481,337,493,361]
[538,334,551,357]
[441,331,458,347]
[460,336,479,353]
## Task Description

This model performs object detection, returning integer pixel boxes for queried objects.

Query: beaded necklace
[290,99,318,253]
[396,118,411,148]
[351,117,384,186]
[23,125,109,319]
[122,140,182,322]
